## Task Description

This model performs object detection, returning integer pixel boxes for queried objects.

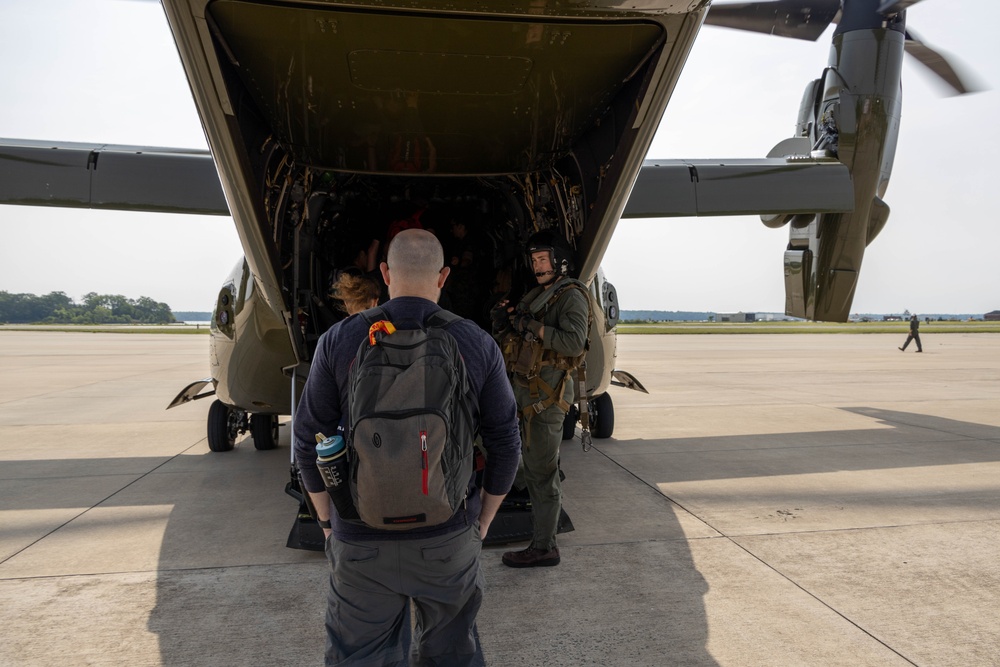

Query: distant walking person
[899,315,923,352]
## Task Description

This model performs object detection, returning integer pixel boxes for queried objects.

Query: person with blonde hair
[331,269,380,315]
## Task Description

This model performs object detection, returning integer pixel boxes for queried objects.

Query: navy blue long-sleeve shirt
[293,296,521,541]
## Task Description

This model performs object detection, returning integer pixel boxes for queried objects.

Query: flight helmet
[526,230,574,285]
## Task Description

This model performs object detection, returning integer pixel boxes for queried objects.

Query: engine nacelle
[779,12,904,322]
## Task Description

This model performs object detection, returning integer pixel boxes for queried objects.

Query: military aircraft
[0,1,975,456]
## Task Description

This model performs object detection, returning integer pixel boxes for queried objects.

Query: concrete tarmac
[1,331,998,666]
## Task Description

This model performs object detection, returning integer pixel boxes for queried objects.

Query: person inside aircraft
[376,205,432,305]
[386,91,437,173]
[447,219,474,268]
[492,230,590,568]
[442,216,484,322]
[343,234,386,304]
[345,238,380,275]
[384,204,426,257]
[330,268,380,315]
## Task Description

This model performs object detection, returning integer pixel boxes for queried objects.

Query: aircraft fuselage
[159,0,707,418]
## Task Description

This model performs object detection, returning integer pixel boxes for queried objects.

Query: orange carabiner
[368,320,397,345]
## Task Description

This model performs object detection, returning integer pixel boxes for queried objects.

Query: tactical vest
[501,279,593,431]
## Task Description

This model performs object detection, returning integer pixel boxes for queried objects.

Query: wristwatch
[317,519,331,529]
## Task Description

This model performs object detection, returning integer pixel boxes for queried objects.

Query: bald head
[381,229,449,301]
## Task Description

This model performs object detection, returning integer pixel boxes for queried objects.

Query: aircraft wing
[1,138,852,220]
[623,157,853,218]
[0,138,227,215]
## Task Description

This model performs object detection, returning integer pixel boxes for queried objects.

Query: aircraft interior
[206,6,658,359]
[260,156,596,342]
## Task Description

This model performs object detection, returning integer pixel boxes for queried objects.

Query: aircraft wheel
[252,413,279,450]
[207,399,237,452]
[591,393,615,439]
[562,405,578,440]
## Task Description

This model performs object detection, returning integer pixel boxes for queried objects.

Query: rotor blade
[878,0,926,14]
[904,28,979,95]
[704,0,842,42]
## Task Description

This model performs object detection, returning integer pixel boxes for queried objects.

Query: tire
[207,399,236,452]
[562,405,579,440]
[591,392,615,439]
[252,413,279,450]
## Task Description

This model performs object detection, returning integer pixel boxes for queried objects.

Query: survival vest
[346,307,476,530]
[501,279,595,445]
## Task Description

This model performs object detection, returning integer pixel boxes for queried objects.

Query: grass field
[616,320,1000,334]
[3,320,999,335]
[0,324,211,334]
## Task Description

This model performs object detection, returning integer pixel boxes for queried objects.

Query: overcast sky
[1,0,997,314]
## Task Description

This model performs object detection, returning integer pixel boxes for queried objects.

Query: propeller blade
[904,28,979,95]
[704,0,842,42]
[877,0,926,14]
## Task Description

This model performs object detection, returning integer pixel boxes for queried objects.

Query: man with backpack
[491,230,591,568]
[293,229,520,666]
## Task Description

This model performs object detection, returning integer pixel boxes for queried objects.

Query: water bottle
[315,433,357,521]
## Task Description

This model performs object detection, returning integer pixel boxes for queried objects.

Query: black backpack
[347,307,476,530]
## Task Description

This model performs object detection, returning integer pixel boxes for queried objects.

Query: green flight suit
[505,277,590,550]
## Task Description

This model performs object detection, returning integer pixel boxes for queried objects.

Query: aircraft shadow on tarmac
[5,408,997,664]
[601,408,1000,485]
[477,407,999,664]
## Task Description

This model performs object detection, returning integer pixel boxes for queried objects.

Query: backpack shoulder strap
[424,309,471,396]
[358,305,388,327]
[357,306,397,346]
[424,308,462,330]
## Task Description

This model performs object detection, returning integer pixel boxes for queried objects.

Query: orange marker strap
[368,320,397,345]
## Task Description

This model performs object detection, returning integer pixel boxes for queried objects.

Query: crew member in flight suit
[491,230,590,567]
[899,314,923,352]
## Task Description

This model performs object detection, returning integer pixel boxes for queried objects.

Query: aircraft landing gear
[562,395,614,440]
[207,399,245,452]
[590,392,615,439]
[207,400,280,452]
[562,405,579,440]
[251,413,279,450]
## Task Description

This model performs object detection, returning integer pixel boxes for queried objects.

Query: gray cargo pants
[324,525,485,666]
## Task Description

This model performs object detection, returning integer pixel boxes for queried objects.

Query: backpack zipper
[420,430,429,495]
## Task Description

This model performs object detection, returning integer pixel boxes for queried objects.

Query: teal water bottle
[315,434,356,520]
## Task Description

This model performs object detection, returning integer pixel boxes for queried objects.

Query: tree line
[0,291,176,325]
